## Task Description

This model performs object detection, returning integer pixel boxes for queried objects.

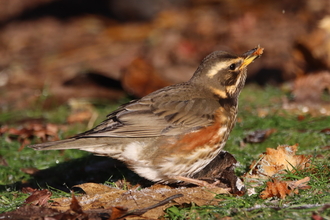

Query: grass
[165,158,330,219]
[0,84,329,218]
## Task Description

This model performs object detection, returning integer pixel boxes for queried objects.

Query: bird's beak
[239,46,264,70]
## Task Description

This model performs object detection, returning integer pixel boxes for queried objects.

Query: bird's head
[191,46,263,99]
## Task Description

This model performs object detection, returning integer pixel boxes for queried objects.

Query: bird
[29,46,264,187]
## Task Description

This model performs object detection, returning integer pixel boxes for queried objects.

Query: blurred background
[0,0,329,110]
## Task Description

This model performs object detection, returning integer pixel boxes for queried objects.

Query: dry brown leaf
[312,213,324,220]
[244,144,312,197]
[320,128,330,135]
[0,156,8,167]
[287,176,311,190]
[0,206,60,220]
[322,145,330,150]
[243,129,276,143]
[74,182,124,195]
[21,187,37,194]
[4,188,181,219]
[0,123,61,150]
[260,177,311,199]
[24,189,52,206]
[51,183,229,219]
[108,206,129,220]
[70,193,84,214]
[260,180,291,199]
[3,192,127,219]
[245,144,311,180]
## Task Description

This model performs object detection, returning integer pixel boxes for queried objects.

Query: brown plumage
[29,46,264,186]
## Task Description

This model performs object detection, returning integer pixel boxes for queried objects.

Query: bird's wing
[77,97,219,138]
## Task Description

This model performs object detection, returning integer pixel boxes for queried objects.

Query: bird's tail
[29,136,116,150]
[28,137,124,156]
[29,138,82,150]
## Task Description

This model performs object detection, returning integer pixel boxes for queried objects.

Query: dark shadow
[63,71,123,91]
[0,154,152,193]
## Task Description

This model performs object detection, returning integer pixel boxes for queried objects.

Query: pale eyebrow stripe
[206,58,242,78]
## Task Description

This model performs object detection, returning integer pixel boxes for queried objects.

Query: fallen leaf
[243,129,276,143]
[21,187,37,194]
[1,123,61,150]
[70,192,84,214]
[320,128,330,135]
[24,189,52,206]
[260,179,291,199]
[51,183,229,219]
[118,194,183,219]
[287,176,311,190]
[245,144,311,180]
[321,145,330,150]
[297,115,306,121]
[312,212,323,220]
[260,177,311,199]
[244,144,312,197]
[108,206,128,220]
[0,206,59,219]
[74,182,125,195]
[4,190,183,219]
[0,156,8,166]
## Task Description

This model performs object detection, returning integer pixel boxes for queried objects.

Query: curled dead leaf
[260,177,311,199]
[70,192,84,214]
[245,144,311,180]
[24,189,52,206]
[244,144,312,197]
[260,180,291,199]
[287,176,311,190]
[109,206,128,220]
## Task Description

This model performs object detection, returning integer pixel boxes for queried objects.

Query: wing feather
[77,96,220,138]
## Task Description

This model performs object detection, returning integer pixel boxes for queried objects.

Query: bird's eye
[229,64,236,70]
